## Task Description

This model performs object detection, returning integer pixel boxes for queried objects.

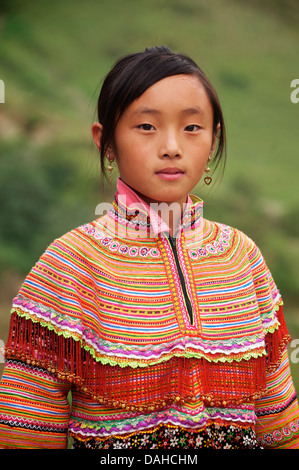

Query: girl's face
[94,74,217,208]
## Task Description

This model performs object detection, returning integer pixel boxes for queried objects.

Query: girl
[0,46,298,449]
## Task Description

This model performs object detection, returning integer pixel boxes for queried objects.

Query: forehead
[124,74,213,117]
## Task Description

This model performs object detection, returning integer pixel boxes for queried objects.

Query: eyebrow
[182,107,205,116]
[132,107,161,116]
[132,106,205,116]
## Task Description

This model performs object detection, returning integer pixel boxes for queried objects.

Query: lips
[156,167,184,175]
[155,167,185,181]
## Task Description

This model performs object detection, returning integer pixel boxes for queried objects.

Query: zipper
[168,235,194,325]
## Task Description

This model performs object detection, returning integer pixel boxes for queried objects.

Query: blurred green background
[0,0,298,394]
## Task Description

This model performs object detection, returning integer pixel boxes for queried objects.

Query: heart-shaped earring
[204,165,212,185]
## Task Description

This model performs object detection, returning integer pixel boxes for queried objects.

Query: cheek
[115,138,152,171]
[191,150,208,168]
[113,132,146,165]
[115,152,141,172]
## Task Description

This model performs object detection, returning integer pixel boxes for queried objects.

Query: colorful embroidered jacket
[0,180,299,449]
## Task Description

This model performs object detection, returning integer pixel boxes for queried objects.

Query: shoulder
[41,219,101,261]
[16,220,103,318]
[201,217,259,252]
[199,218,275,290]
[20,219,105,291]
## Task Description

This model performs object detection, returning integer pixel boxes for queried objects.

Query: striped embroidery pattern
[7,208,286,364]
[0,360,70,449]
[2,191,297,448]
[255,349,299,448]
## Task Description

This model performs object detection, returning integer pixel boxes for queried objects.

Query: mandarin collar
[111,178,203,237]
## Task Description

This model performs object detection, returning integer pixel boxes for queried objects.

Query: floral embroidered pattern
[72,424,262,449]
[79,224,161,258]
[188,224,232,260]
[260,419,299,447]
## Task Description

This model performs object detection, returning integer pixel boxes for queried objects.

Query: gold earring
[106,154,114,183]
[204,156,212,185]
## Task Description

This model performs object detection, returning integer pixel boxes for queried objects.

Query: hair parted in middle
[96,46,226,179]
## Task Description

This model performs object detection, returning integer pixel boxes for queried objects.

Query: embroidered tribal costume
[0,179,298,449]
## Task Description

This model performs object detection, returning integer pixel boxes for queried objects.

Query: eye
[185,125,201,132]
[138,123,155,131]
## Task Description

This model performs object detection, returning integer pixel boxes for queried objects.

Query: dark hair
[96,46,226,179]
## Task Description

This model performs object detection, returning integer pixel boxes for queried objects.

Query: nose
[159,130,182,159]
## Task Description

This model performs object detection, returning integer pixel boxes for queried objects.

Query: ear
[91,122,103,151]
[210,123,220,156]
